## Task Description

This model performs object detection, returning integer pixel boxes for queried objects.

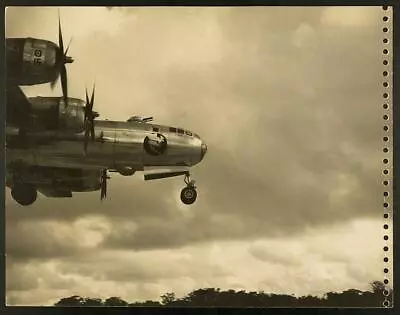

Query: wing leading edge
[6,83,32,127]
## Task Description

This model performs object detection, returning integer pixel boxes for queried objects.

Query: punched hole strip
[382,4,392,309]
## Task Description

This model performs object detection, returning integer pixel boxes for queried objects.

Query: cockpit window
[177,128,184,135]
[169,127,177,132]
[193,133,200,139]
[185,130,192,136]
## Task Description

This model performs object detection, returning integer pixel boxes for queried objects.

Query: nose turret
[201,142,208,160]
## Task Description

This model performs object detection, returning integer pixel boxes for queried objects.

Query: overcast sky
[5,6,392,306]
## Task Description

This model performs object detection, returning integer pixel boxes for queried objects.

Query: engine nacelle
[49,168,101,192]
[143,133,168,156]
[28,96,86,133]
[6,38,60,85]
[7,166,101,193]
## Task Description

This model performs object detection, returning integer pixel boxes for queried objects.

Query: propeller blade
[85,87,89,104]
[50,75,59,90]
[101,189,106,200]
[64,37,73,56]
[84,87,89,120]
[84,125,90,155]
[60,64,68,107]
[56,11,73,107]
[103,179,107,199]
[83,84,98,154]
[58,10,64,56]
[89,84,95,110]
[100,169,108,200]
[90,120,95,141]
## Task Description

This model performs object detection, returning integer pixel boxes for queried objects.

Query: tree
[104,296,129,306]
[53,280,389,307]
[371,281,385,293]
[160,292,176,305]
[130,300,161,306]
[83,297,103,306]
[55,295,85,306]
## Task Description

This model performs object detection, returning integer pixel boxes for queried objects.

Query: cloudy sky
[5,6,392,306]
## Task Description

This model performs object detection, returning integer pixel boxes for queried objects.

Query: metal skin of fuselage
[6,119,207,172]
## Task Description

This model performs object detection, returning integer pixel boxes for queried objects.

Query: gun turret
[127,116,153,123]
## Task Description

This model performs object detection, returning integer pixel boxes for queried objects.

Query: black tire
[11,183,37,206]
[180,187,197,205]
[118,167,136,176]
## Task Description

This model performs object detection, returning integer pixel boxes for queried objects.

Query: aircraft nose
[201,141,208,160]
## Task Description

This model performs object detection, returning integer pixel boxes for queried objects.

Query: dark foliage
[53,281,391,307]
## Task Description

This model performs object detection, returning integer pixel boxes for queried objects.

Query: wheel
[11,183,37,206]
[118,167,136,176]
[180,186,197,205]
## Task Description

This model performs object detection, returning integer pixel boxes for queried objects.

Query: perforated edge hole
[382,5,392,308]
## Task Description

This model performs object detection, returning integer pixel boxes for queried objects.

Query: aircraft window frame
[177,128,184,135]
[169,127,177,132]
[153,127,159,132]
[185,130,192,136]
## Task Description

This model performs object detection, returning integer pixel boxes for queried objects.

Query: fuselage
[6,119,207,172]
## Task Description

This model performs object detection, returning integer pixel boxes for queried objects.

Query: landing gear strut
[180,173,197,205]
[11,183,37,206]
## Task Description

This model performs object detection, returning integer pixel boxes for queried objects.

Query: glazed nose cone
[200,142,208,160]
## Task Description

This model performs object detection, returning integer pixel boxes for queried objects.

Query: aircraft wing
[6,83,32,127]
[6,163,101,199]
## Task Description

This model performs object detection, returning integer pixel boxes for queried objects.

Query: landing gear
[117,167,136,176]
[180,173,198,205]
[11,183,37,206]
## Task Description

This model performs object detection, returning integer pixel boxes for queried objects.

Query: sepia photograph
[5,6,393,307]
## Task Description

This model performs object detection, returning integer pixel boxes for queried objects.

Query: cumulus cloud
[320,6,382,27]
[6,219,389,305]
[5,6,390,305]
[5,6,129,39]
[6,214,113,261]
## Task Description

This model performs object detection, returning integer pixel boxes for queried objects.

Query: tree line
[54,281,391,307]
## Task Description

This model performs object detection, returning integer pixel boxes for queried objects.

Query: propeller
[50,10,74,108]
[83,84,97,155]
[100,168,110,200]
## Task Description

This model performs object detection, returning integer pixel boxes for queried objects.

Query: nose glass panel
[201,142,208,159]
